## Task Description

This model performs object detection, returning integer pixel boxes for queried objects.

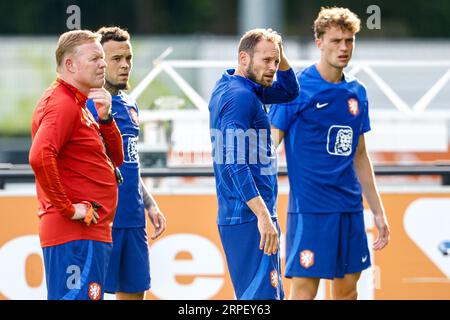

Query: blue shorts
[42,240,112,300]
[218,219,284,300]
[285,212,371,280]
[104,227,151,294]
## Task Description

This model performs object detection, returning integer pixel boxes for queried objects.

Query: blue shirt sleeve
[86,99,99,121]
[256,68,299,104]
[269,93,304,132]
[361,100,371,134]
[358,85,371,134]
[219,89,260,202]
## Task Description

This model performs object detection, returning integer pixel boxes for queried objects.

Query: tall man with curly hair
[270,7,390,300]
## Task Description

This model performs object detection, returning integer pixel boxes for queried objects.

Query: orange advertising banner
[0,192,449,300]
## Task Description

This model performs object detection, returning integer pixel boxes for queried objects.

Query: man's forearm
[246,196,272,220]
[271,126,285,149]
[354,151,385,216]
[99,120,124,166]
[140,177,157,209]
[29,146,75,218]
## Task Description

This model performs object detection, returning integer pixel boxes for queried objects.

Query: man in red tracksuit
[29,30,124,300]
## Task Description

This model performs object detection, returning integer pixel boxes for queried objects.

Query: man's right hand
[246,196,279,256]
[257,214,279,256]
[88,88,112,121]
[266,28,290,71]
[71,202,99,225]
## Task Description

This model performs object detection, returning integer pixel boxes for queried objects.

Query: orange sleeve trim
[39,150,74,218]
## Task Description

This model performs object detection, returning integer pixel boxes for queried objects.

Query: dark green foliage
[1,0,449,37]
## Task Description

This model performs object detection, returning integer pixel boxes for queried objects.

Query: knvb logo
[88,282,102,300]
[300,250,315,269]
[270,270,279,288]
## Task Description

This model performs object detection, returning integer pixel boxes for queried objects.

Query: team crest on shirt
[128,107,139,125]
[300,250,315,269]
[88,282,102,300]
[347,98,359,116]
[270,270,279,288]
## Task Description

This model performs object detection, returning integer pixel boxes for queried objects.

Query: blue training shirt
[209,68,299,225]
[87,92,146,228]
[269,64,371,214]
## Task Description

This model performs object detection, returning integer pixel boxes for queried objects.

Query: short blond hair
[55,30,100,68]
[238,28,281,57]
[314,7,361,39]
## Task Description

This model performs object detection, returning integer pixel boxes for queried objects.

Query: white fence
[132,58,450,154]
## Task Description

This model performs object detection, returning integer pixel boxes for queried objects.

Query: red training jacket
[29,78,124,247]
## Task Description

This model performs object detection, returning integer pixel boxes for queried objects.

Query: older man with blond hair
[29,30,124,300]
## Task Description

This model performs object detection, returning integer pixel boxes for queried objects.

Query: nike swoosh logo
[362,255,368,263]
[316,102,329,109]
[112,112,118,117]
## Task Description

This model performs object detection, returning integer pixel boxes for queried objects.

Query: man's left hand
[147,206,167,240]
[373,214,390,251]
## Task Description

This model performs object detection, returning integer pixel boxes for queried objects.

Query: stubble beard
[245,58,273,88]
[245,59,258,83]
[105,79,129,95]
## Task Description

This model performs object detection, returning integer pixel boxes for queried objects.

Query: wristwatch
[99,112,113,124]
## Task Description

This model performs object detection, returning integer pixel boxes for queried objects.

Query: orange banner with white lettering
[0,192,449,299]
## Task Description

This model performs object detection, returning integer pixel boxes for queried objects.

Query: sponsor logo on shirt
[123,134,139,163]
[88,282,101,300]
[270,269,279,288]
[316,102,329,109]
[300,250,315,269]
[327,125,353,156]
[348,98,359,116]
